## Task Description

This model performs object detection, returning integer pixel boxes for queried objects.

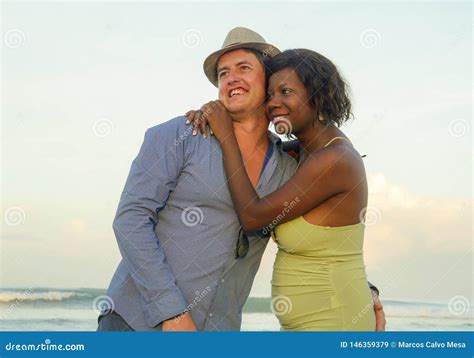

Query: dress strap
[323,136,352,148]
[296,137,353,170]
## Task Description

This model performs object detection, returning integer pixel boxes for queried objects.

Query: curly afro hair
[266,49,353,127]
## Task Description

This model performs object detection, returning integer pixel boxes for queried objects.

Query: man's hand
[372,289,386,331]
[162,312,197,331]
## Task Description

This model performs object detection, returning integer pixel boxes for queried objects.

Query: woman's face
[266,67,315,135]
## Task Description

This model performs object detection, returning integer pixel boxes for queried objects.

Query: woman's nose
[266,95,281,110]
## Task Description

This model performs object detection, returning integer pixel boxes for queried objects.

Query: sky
[1,1,472,304]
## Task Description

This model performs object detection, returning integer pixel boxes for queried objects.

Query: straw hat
[203,27,280,87]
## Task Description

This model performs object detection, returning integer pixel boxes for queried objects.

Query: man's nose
[227,69,241,85]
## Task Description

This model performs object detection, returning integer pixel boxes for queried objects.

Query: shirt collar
[267,131,285,153]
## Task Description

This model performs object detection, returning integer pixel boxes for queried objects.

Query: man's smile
[228,87,248,97]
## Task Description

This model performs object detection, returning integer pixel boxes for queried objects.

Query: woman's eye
[266,93,274,101]
[282,88,292,95]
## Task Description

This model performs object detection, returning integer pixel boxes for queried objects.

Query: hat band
[224,42,243,48]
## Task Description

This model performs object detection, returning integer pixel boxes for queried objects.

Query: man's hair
[266,49,352,127]
[242,48,268,68]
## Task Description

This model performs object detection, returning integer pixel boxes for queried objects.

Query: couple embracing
[98,27,386,331]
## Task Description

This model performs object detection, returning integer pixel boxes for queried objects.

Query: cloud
[364,172,472,267]
[251,172,472,298]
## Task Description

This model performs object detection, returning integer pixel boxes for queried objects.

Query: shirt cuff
[144,290,189,327]
[368,282,380,296]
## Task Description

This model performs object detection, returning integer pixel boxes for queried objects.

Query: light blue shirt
[105,116,297,331]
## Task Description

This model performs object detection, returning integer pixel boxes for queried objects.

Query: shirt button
[209,313,213,317]
[221,279,225,283]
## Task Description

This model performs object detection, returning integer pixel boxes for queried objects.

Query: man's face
[216,49,266,116]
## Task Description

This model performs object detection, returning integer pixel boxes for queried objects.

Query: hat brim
[203,42,281,87]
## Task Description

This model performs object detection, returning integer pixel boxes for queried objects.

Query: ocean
[0,288,472,331]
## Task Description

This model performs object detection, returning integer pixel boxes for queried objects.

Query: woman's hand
[199,100,235,143]
[184,109,212,138]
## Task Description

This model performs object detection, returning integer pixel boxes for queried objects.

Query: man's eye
[218,71,228,78]
[241,65,251,71]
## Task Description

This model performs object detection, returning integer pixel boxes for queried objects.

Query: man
[98,27,386,331]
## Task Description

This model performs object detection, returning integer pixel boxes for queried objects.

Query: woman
[188,49,375,331]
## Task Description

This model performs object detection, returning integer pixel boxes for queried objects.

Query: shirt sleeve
[368,281,380,296]
[112,119,189,327]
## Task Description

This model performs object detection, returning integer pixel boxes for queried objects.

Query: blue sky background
[1,1,472,303]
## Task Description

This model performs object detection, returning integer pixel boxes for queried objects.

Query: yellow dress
[271,216,375,331]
